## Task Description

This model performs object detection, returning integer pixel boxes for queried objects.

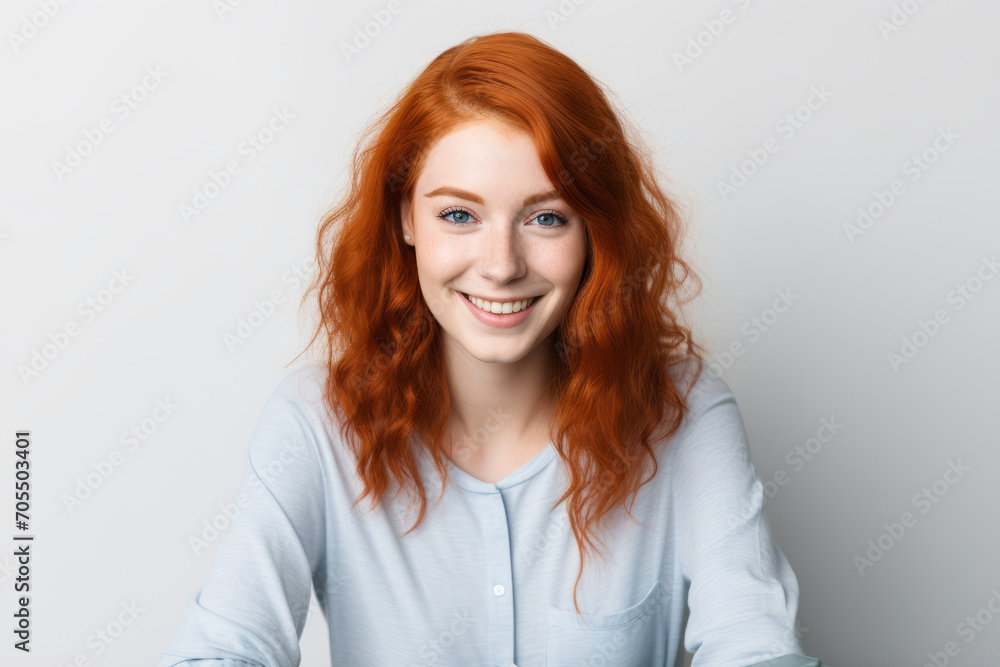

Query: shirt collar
[414,436,558,494]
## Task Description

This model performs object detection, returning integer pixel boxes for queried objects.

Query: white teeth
[464,293,535,314]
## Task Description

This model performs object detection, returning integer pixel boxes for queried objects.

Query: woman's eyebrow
[423,186,562,208]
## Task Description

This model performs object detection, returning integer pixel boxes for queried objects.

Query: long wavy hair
[297,30,707,614]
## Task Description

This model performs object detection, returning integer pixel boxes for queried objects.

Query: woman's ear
[400,197,413,242]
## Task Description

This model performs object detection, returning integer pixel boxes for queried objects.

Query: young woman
[159,31,822,667]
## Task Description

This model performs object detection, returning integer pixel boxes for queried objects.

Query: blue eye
[436,207,568,227]
[438,207,473,225]
[533,212,567,227]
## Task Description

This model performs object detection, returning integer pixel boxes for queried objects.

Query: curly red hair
[296,30,708,615]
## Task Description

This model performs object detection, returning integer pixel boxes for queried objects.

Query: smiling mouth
[459,291,541,314]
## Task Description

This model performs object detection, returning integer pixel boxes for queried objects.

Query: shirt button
[493,584,505,596]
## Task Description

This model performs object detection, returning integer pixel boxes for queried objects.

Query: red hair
[297,30,707,614]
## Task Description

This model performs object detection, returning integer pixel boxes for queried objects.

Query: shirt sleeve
[744,655,823,666]
[158,376,328,667]
[670,366,820,667]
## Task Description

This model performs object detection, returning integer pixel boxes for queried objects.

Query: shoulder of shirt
[261,364,339,435]
[648,355,744,472]
[665,355,738,425]
[272,364,328,406]
[253,365,358,471]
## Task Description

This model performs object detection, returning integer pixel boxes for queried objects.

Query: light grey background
[2,1,997,665]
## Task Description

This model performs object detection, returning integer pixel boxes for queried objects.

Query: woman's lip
[459,292,541,303]
[455,289,541,328]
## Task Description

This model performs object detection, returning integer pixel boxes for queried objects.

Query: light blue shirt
[158,359,822,666]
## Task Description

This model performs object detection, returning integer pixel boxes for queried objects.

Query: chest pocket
[544,579,663,666]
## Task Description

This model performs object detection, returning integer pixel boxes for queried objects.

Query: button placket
[483,491,515,667]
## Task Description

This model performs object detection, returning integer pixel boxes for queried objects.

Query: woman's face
[400,118,588,364]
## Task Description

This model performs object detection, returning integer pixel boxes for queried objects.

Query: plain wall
[2,1,997,665]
